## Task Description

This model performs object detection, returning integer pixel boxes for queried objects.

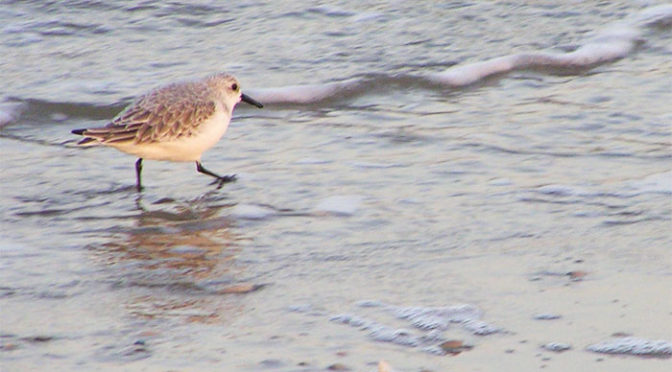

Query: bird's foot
[210,174,237,189]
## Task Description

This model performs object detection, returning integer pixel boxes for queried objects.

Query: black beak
[241,93,263,108]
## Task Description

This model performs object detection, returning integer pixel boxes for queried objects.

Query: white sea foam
[533,171,672,199]
[230,204,277,220]
[392,304,483,330]
[587,337,672,357]
[287,303,314,313]
[330,314,425,348]
[328,301,499,355]
[428,24,641,86]
[625,170,672,195]
[0,110,13,128]
[246,80,360,104]
[429,55,519,86]
[246,5,672,104]
[314,195,363,215]
[489,178,513,186]
[631,4,672,26]
[542,342,572,352]
[0,101,24,128]
[350,161,403,169]
[294,157,332,165]
[461,319,502,335]
[356,299,385,308]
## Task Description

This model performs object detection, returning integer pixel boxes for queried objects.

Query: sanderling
[72,73,263,191]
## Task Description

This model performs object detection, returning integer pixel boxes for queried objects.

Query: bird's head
[208,73,263,111]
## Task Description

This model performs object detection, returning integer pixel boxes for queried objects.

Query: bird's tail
[71,128,100,146]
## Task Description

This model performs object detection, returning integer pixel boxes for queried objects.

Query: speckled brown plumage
[76,76,226,146]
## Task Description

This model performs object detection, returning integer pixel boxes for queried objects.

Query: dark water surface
[1,1,671,371]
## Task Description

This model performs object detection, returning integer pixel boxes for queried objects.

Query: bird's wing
[78,83,217,145]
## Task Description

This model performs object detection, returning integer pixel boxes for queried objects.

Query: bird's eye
[231,83,238,91]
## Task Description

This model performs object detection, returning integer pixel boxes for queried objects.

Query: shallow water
[1,1,671,371]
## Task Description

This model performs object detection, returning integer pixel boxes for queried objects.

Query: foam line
[631,4,672,27]
[247,5,672,104]
[0,101,24,128]
[426,24,642,86]
[245,79,362,105]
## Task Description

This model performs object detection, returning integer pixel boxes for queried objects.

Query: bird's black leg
[135,158,144,192]
[196,161,236,188]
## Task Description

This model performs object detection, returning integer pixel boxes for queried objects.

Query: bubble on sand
[369,327,420,347]
[587,337,672,358]
[327,301,500,355]
[392,304,484,331]
[533,313,562,320]
[542,342,572,352]
[461,319,502,336]
[287,304,313,313]
[355,299,385,308]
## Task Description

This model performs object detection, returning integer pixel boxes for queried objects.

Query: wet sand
[1,1,671,371]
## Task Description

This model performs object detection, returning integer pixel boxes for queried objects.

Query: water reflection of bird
[92,199,262,323]
[102,200,234,278]
[71,73,263,191]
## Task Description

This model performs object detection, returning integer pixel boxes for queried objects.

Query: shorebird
[72,73,263,191]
